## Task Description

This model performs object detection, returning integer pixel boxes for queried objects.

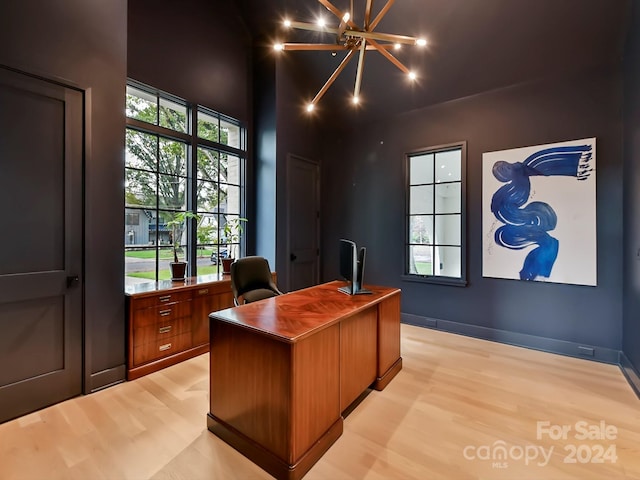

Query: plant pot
[170,261,187,281]
[221,257,235,275]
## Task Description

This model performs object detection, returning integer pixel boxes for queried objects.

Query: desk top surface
[209,281,400,343]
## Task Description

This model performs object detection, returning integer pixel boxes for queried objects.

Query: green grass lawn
[125,248,214,260]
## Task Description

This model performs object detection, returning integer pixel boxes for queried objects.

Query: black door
[286,154,320,291]
[0,67,83,423]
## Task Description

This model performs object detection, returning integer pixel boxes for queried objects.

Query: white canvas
[482,138,597,286]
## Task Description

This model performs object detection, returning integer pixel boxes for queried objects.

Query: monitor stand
[338,284,372,295]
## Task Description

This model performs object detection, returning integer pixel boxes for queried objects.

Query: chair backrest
[230,256,282,305]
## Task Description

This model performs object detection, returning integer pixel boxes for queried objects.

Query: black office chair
[230,256,283,305]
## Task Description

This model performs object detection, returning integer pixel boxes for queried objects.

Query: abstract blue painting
[482,138,596,286]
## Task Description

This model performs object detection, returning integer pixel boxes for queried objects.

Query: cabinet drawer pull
[159,343,172,352]
[159,309,172,317]
[159,326,172,334]
[198,288,209,295]
[159,295,171,302]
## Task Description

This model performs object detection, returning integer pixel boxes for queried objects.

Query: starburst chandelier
[274,0,427,112]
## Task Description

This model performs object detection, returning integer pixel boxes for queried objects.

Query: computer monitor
[338,239,372,295]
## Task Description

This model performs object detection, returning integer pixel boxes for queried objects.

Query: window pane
[434,246,461,277]
[220,118,241,148]
[124,209,147,246]
[155,212,174,247]
[197,111,219,143]
[197,147,219,181]
[435,183,461,213]
[196,214,218,245]
[221,154,241,185]
[126,86,157,124]
[159,97,187,133]
[126,130,158,171]
[159,138,187,176]
[125,170,156,208]
[410,153,433,185]
[435,149,461,183]
[125,247,158,284]
[220,184,241,215]
[410,185,433,214]
[435,214,461,245]
[158,174,186,209]
[222,214,243,259]
[197,179,219,212]
[409,215,433,245]
[163,211,188,260]
[409,245,433,275]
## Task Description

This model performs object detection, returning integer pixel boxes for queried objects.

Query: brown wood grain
[126,275,238,379]
[210,320,292,459]
[212,281,400,342]
[291,324,341,461]
[208,281,402,479]
[340,309,377,411]
[376,292,401,379]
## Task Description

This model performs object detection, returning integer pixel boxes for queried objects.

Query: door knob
[67,275,79,288]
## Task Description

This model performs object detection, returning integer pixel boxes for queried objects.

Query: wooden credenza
[125,274,235,380]
[207,281,402,480]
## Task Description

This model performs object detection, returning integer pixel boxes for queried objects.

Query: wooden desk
[207,281,402,480]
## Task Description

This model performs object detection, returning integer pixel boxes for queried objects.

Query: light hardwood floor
[1,324,639,480]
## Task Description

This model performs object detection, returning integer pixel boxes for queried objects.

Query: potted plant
[166,210,200,281]
[221,216,247,274]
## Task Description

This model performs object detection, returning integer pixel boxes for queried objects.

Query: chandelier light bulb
[416,38,427,47]
[342,12,351,22]
[317,18,326,28]
[352,96,360,105]
[394,43,401,50]
[283,19,291,28]
[408,71,417,81]
[306,103,315,112]
[274,43,284,51]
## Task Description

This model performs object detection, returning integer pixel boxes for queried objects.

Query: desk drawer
[131,290,193,310]
[133,316,192,347]
[133,300,192,328]
[132,331,192,366]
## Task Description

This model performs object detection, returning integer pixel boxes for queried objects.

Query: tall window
[406,142,466,284]
[124,81,246,285]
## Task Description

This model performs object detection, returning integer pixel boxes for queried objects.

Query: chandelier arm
[288,21,417,45]
[281,42,394,51]
[367,38,410,74]
[364,0,373,29]
[288,21,340,35]
[354,39,367,98]
[282,44,350,51]
[310,50,358,105]
[369,0,396,31]
[345,29,418,45]
[317,0,360,30]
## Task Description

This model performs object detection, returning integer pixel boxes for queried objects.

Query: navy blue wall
[128,0,251,123]
[623,0,640,393]
[270,55,327,290]
[321,66,624,362]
